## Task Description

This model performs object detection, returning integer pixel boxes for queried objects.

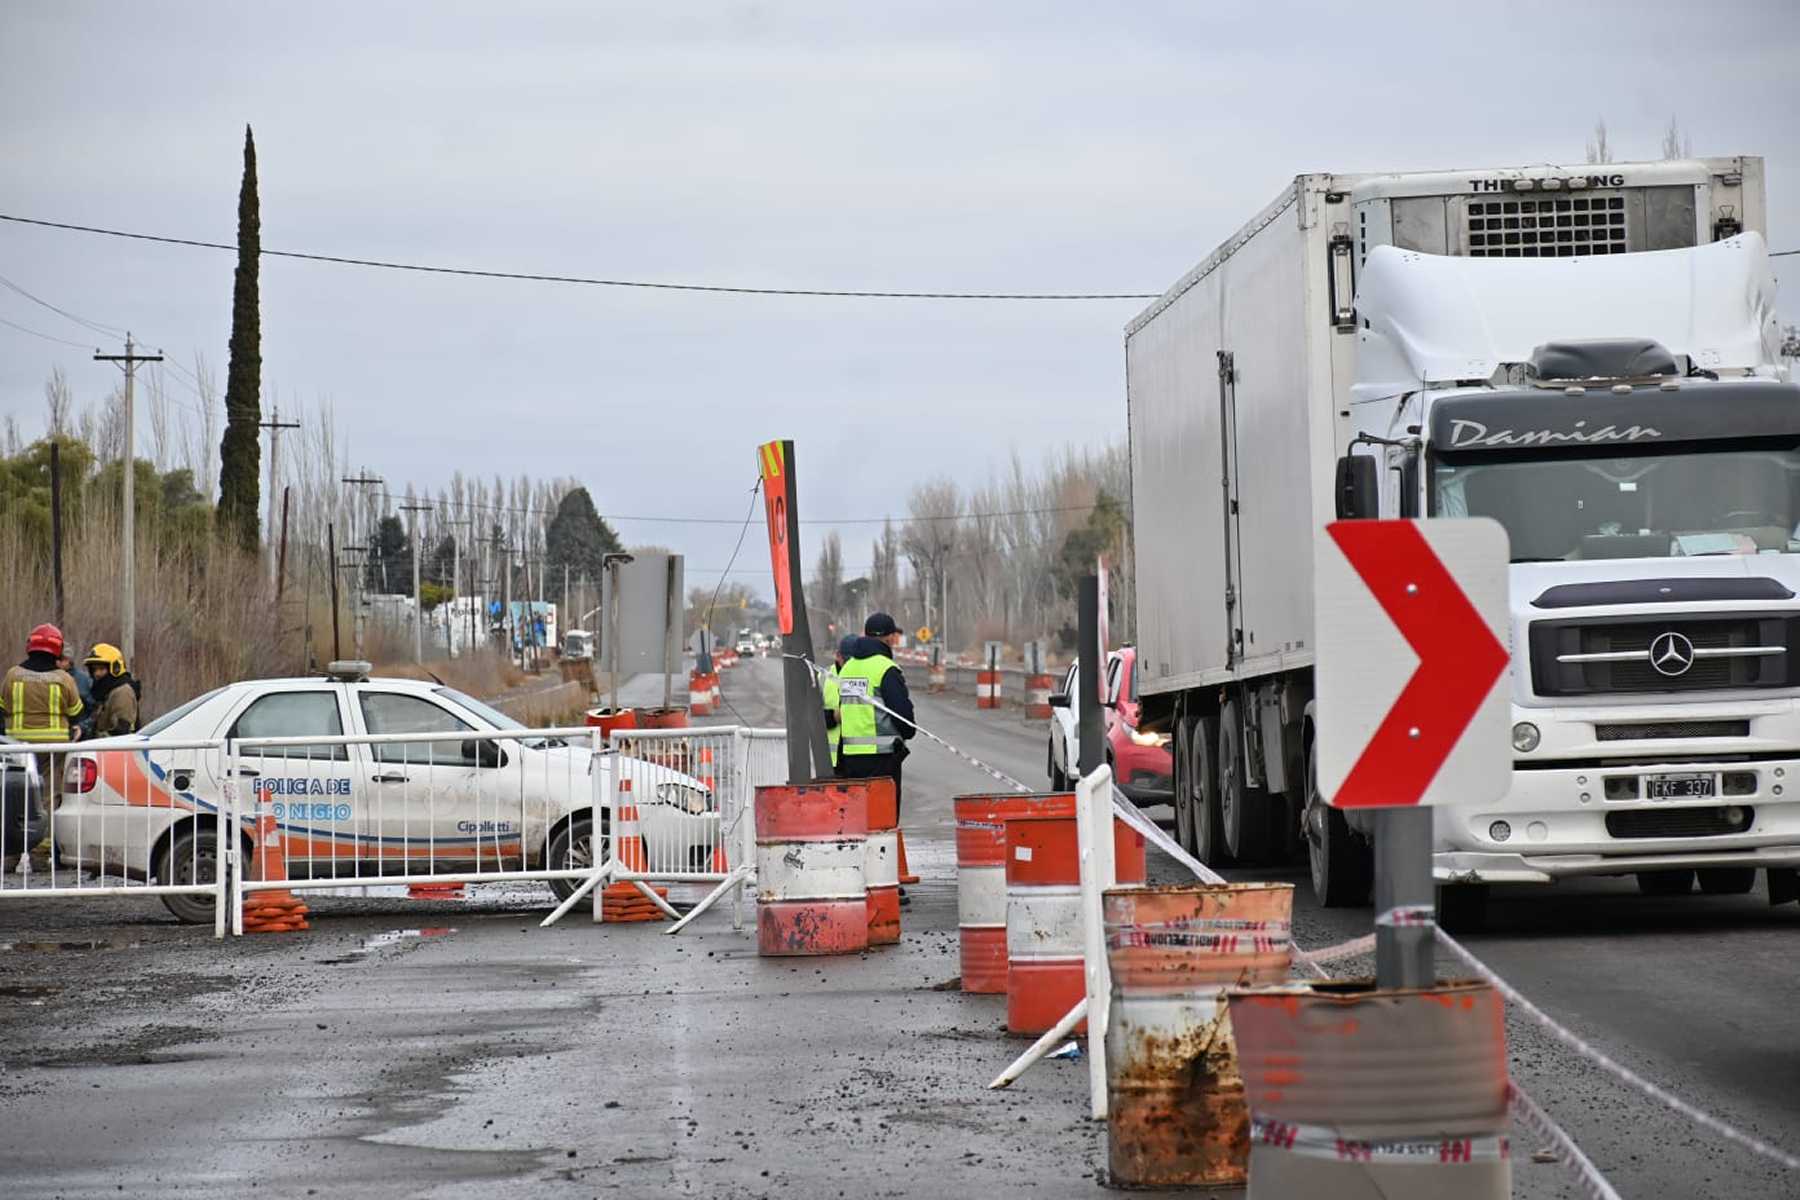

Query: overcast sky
[3,1,1797,598]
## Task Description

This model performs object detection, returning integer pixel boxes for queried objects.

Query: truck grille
[1594,720,1750,742]
[1529,613,1798,697]
[1467,195,1627,257]
[1605,807,1753,839]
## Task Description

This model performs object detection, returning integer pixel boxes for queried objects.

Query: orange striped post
[954,791,1079,993]
[1026,674,1054,719]
[689,670,715,716]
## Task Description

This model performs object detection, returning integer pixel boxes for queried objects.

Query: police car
[57,663,717,923]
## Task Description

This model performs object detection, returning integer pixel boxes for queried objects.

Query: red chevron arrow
[1327,521,1509,808]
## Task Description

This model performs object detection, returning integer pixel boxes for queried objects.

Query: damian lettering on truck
[253,777,354,796]
[1446,418,1662,450]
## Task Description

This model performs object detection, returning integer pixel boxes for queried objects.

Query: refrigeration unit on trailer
[1126,155,1798,924]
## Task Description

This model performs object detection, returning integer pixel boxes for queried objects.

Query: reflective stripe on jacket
[836,655,899,755]
[2,665,84,743]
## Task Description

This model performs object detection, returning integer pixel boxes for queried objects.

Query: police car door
[218,687,362,877]
[352,689,515,873]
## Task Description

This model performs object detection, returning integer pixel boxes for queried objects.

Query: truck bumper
[1432,754,1800,884]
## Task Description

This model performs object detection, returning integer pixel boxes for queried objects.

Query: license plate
[1646,773,1716,800]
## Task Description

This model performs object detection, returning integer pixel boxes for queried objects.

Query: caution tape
[1250,1113,1509,1165]
[1374,904,1436,928]
[1507,1082,1624,1200]
[1436,927,1800,1173]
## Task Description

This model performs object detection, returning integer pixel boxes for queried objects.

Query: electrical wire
[0,270,128,337]
[0,212,1159,301]
[0,313,100,351]
[702,480,765,728]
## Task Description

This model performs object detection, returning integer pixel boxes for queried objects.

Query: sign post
[1315,518,1510,989]
[759,440,831,782]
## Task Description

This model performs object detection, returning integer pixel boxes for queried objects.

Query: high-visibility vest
[837,654,900,756]
[2,665,84,743]
[822,667,842,766]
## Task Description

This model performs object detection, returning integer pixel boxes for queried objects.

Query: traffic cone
[896,827,921,885]
[242,812,311,933]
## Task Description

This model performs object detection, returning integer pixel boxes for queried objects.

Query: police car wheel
[159,828,221,925]
[548,816,605,903]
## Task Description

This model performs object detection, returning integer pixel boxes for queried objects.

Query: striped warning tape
[1507,1083,1624,1200]
[1437,927,1800,1173]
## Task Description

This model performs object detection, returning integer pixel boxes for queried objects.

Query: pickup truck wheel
[158,827,222,925]
[1636,869,1696,896]
[1186,714,1230,866]
[547,816,608,904]
[1219,700,1273,863]
[1305,737,1370,907]
[1696,867,1756,895]
[1047,741,1068,791]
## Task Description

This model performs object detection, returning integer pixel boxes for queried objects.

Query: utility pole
[95,334,162,663]
[399,502,432,662]
[275,487,291,652]
[49,442,64,630]
[259,406,300,584]
[341,474,382,659]
[327,522,342,661]
[447,518,473,658]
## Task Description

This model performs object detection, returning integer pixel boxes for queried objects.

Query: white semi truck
[1125,156,1800,925]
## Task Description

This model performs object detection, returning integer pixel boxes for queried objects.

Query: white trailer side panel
[1127,179,1335,695]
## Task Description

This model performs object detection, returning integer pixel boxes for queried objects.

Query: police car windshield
[139,686,225,736]
[433,686,567,749]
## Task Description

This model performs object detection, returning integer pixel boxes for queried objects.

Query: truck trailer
[1125,156,1800,924]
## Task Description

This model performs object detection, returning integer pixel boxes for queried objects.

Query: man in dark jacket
[834,612,917,803]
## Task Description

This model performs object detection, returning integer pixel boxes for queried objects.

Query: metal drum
[954,792,1074,992]
[1005,813,1148,1035]
[863,777,900,945]
[1227,980,1510,1199]
[1103,882,1294,1188]
[754,782,868,957]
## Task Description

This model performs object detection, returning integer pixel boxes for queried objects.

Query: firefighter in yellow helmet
[80,643,140,739]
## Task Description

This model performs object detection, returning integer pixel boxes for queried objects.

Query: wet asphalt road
[0,655,1796,1198]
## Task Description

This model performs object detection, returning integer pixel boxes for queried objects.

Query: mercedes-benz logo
[1649,631,1696,677]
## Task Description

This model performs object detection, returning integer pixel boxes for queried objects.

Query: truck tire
[1305,736,1370,907]
[1218,699,1274,864]
[1636,869,1696,896]
[1181,713,1230,866]
[1436,883,1489,933]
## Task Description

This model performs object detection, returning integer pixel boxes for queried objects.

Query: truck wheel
[1305,737,1370,907]
[1436,883,1489,933]
[1184,714,1230,866]
[158,827,222,925]
[1696,867,1756,895]
[1637,869,1696,896]
[1047,741,1067,791]
[1218,700,1273,863]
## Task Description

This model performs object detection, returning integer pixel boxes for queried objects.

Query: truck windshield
[1433,443,1800,561]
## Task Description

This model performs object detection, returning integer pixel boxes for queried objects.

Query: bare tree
[191,352,219,499]
[44,366,73,437]
[1586,118,1613,165]
[146,365,174,469]
[1662,114,1692,160]
[901,479,963,641]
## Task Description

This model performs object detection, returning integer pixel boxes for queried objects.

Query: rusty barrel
[956,792,1075,992]
[863,777,900,945]
[1227,980,1510,1199]
[754,782,868,957]
[1103,882,1294,1188]
[585,707,638,738]
[1005,812,1147,1034]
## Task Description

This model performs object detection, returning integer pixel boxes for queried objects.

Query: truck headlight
[655,782,714,815]
[1128,727,1170,748]
[1511,722,1541,754]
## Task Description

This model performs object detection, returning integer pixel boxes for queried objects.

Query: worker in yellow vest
[822,634,858,769]
[835,612,916,797]
[2,624,84,747]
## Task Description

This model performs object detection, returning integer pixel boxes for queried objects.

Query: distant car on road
[57,664,716,923]
[735,633,757,655]
[1047,647,1173,803]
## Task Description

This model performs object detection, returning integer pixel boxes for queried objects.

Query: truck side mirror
[1335,454,1379,520]
[462,739,509,769]
[1049,691,1071,709]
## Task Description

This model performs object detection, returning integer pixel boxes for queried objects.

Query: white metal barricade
[0,736,235,938]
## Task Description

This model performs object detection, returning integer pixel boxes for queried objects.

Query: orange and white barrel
[1228,980,1510,1199]
[689,670,715,716]
[977,670,1001,709]
[709,672,722,705]
[1026,673,1054,719]
[1104,883,1294,1188]
[1005,813,1148,1034]
[955,791,1075,993]
[755,782,869,957]
[862,777,900,945]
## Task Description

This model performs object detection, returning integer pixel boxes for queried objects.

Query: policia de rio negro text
[832,611,917,813]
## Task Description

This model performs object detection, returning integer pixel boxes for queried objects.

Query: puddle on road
[321,927,457,964]
[2,939,141,953]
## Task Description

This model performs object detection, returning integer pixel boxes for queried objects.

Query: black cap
[864,612,900,638]
[837,634,860,658]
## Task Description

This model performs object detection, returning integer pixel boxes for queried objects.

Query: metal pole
[121,333,135,662]
[275,487,290,649]
[1077,575,1104,775]
[662,555,677,710]
[399,503,430,663]
[1373,807,1435,989]
[608,558,622,713]
[327,522,341,661]
[49,442,64,630]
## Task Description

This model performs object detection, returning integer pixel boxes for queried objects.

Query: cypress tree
[217,125,262,551]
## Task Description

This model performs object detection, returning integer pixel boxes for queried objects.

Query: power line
[0,269,128,337]
[0,212,1160,301]
[0,313,99,351]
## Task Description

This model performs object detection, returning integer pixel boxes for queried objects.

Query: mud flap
[1768,867,1800,906]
